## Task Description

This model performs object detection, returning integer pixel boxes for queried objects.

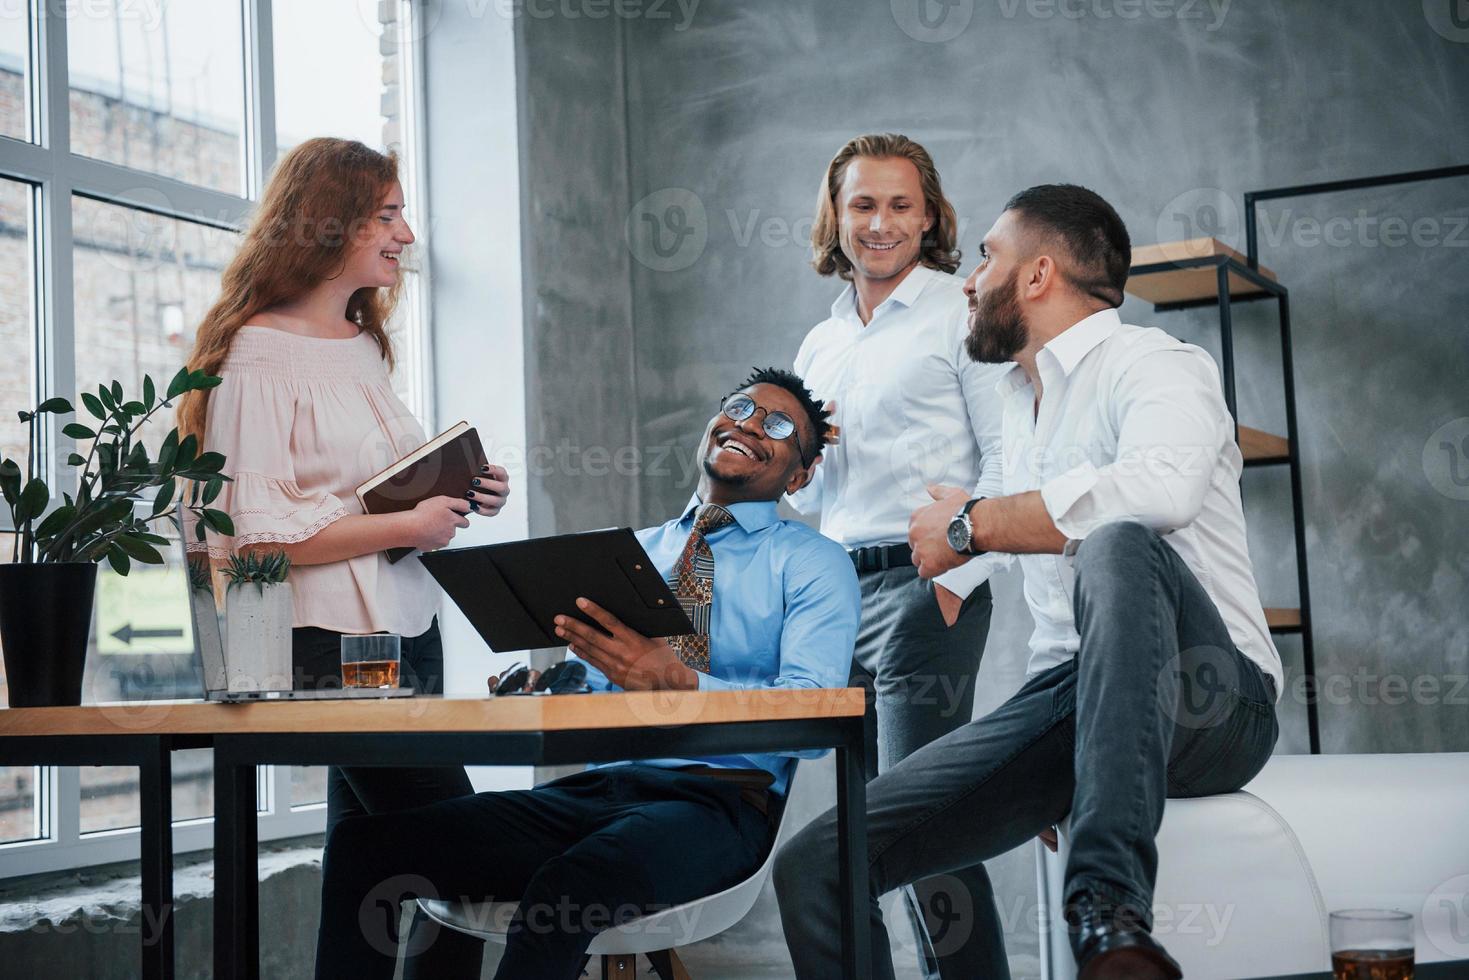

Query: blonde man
[787,133,1012,979]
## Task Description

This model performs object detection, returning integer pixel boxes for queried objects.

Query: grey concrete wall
[610,0,1469,753]
[517,16,641,540]
[513,1,1469,974]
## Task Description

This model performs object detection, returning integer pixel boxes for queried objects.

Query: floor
[481,944,1043,979]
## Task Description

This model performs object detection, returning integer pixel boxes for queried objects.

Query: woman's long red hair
[178,138,401,439]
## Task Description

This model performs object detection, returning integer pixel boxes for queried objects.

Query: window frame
[0,0,433,880]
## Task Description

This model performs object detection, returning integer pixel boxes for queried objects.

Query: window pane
[79,748,214,834]
[291,767,328,809]
[71,195,237,455]
[0,178,34,486]
[0,2,29,141]
[0,764,42,844]
[273,0,406,173]
[79,518,207,833]
[69,199,233,834]
[388,269,423,414]
[0,177,38,842]
[67,0,244,194]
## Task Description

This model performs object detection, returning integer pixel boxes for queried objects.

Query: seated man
[774,184,1282,980]
[313,367,861,980]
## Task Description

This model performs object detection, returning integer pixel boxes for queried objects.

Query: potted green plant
[0,367,235,707]
[221,550,293,693]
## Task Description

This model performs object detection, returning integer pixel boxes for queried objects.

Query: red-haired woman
[181,137,502,976]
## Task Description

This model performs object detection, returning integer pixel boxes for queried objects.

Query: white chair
[1036,752,1469,979]
[419,761,804,980]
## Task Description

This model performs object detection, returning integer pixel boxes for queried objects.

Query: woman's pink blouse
[192,326,439,636]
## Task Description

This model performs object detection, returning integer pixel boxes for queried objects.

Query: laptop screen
[179,532,229,695]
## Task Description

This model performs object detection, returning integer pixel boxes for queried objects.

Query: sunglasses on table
[491,659,591,696]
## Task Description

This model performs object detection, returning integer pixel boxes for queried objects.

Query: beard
[964,267,1029,364]
[702,451,753,486]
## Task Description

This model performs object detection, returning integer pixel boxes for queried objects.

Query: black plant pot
[0,562,99,708]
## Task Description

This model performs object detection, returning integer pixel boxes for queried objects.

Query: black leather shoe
[1067,893,1183,980]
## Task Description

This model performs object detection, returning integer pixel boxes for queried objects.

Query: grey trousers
[776,522,1279,980]
[849,563,1004,979]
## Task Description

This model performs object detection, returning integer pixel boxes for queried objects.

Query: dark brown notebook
[354,421,488,563]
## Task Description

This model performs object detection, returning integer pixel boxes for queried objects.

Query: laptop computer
[180,535,415,702]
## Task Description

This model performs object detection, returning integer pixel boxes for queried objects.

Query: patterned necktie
[666,503,737,673]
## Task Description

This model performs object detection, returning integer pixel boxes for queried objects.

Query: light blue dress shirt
[577,494,861,797]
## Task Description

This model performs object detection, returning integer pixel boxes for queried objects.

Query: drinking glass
[1330,909,1414,980]
[341,634,402,689]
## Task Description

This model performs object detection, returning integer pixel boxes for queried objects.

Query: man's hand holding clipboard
[551,598,698,691]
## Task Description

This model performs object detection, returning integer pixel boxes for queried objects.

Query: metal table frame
[0,732,209,980]
[211,715,870,979]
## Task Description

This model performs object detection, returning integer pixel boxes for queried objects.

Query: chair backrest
[1038,753,1469,978]
[418,760,804,956]
[1038,791,1329,980]
[580,758,804,954]
[1242,752,1469,965]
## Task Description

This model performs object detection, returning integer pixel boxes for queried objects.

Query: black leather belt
[848,543,913,573]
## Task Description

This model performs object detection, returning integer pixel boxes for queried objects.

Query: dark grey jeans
[775,521,1280,979]
[850,564,1004,979]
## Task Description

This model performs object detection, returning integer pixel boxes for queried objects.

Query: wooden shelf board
[1127,237,1278,305]
[1264,607,1302,632]
[1239,426,1291,463]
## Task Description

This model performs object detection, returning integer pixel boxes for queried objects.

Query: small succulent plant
[220,550,291,593]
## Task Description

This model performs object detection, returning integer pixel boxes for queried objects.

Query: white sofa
[1037,752,1469,979]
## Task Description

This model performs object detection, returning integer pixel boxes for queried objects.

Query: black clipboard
[418,529,695,652]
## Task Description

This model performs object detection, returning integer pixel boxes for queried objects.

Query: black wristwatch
[946,498,986,555]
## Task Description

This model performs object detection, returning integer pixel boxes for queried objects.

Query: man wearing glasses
[790,132,1012,978]
[312,368,861,980]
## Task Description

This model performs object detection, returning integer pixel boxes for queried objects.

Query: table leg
[138,736,174,980]
[213,740,259,980]
[837,718,871,979]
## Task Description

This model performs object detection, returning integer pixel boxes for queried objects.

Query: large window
[0,0,432,876]
[0,5,30,142]
[67,0,246,193]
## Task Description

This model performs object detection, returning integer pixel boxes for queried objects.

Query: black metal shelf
[1128,244,1320,754]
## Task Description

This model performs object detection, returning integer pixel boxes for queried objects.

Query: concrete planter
[224,582,293,692]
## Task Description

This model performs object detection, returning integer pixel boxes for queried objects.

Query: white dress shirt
[1003,307,1283,698]
[790,264,1011,598]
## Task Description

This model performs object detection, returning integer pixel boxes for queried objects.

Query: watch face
[946,517,970,553]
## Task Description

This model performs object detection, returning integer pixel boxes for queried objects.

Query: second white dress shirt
[1002,307,1284,697]
[790,264,1011,598]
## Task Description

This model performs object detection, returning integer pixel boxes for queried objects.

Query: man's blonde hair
[810,133,961,281]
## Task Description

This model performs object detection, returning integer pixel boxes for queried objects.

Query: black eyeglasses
[721,393,815,464]
[721,393,796,440]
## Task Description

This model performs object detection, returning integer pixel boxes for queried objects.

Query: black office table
[207,689,870,979]
[0,707,213,980]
